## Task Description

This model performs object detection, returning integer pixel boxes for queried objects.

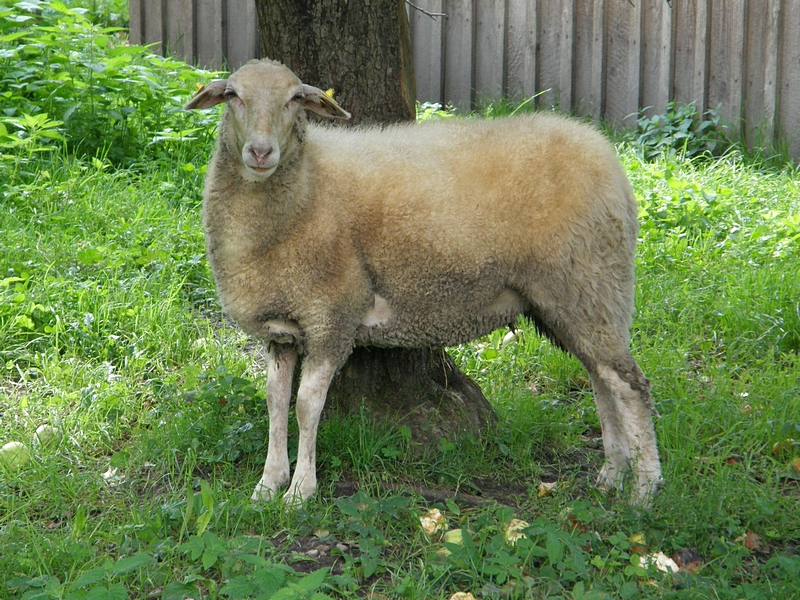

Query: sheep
[184,58,662,506]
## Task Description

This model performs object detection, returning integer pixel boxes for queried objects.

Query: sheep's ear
[184,80,229,110]
[302,85,352,120]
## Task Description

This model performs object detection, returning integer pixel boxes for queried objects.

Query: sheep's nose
[249,145,274,165]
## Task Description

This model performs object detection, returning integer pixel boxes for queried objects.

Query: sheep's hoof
[595,462,624,491]
[282,482,315,508]
[251,482,279,503]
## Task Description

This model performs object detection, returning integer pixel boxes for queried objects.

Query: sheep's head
[184,59,351,181]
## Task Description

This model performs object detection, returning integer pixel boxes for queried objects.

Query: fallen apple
[0,441,31,471]
[34,424,62,448]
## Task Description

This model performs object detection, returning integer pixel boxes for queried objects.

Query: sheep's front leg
[252,343,298,502]
[283,357,337,506]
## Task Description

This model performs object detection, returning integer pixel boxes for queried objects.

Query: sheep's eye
[223,89,238,99]
[292,93,305,103]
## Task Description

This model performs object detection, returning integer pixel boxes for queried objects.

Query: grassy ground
[1,128,798,598]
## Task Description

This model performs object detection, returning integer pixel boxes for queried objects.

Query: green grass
[2,141,799,600]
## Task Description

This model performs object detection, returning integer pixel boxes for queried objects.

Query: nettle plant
[633,101,732,161]
[0,0,217,165]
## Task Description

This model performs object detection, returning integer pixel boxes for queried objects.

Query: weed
[632,101,732,161]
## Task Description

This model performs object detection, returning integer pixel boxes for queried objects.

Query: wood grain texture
[536,0,573,110]
[572,0,604,118]
[707,0,745,138]
[672,0,708,109]
[196,0,224,70]
[778,0,800,155]
[410,0,445,104]
[641,0,671,117]
[165,0,194,65]
[474,0,505,104]
[744,0,780,149]
[604,0,640,125]
[443,0,475,111]
[505,0,536,102]
[226,0,260,70]
[142,0,163,55]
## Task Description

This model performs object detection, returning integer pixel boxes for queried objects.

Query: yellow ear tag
[195,83,205,92]
[323,88,335,99]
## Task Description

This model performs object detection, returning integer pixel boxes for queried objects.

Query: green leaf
[161,581,199,600]
[77,248,103,266]
[295,568,328,592]
[69,568,106,591]
[111,553,154,575]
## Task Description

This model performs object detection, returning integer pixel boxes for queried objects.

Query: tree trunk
[256,0,415,125]
[255,0,496,443]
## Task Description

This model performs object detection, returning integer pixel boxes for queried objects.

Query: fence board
[641,0,671,117]
[744,0,781,148]
[196,0,224,70]
[141,0,163,54]
[443,0,475,111]
[128,0,142,45]
[707,0,745,133]
[536,0,572,110]
[165,0,194,65]
[672,0,707,109]
[411,0,445,104]
[778,0,800,155]
[226,0,259,70]
[604,0,640,125]
[506,0,536,101]
[474,0,505,104]
[572,0,604,118]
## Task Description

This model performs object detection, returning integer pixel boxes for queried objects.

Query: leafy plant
[0,0,217,165]
[633,101,732,160]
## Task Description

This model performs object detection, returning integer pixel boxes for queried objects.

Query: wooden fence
[129,0,800,155]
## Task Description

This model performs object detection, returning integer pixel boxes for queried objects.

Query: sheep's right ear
[184,80,229,110]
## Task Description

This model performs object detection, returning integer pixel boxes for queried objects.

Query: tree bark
[256,0,415,124]
[254,0,496,443]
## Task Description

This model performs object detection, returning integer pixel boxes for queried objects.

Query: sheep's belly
[354,289,528,348]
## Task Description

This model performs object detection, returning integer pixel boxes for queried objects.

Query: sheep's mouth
[244,165,278,178]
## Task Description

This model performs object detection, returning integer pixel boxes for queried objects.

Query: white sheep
[184,59,662,506]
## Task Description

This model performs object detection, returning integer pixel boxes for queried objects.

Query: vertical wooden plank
[672,0,708,109]
[142,0,164,55]
[744,0,780,149]
[506,0,536,102]
[640,0,672,117]
[444,0,476,112]
[778,0,800,157]
[706,0,745,139]
[536,0,572,110]
[196,0,224,70]
[603,0,640,125]
[129,0,143,45]
[557,0,573,111]
[474,0,505,104]
[226,0,259,69]
[165,0,195,65]
[410,0,445,104]
[573,0,605,117]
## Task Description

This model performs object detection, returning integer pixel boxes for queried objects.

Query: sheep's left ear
[302,85,352,120]
[184,80,228,110]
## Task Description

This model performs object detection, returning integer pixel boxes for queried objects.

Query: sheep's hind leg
[283,356,338,507]
[589,356,661,505]
[252,343,298,502]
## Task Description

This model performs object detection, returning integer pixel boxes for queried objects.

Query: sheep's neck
[204,137,313,263]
